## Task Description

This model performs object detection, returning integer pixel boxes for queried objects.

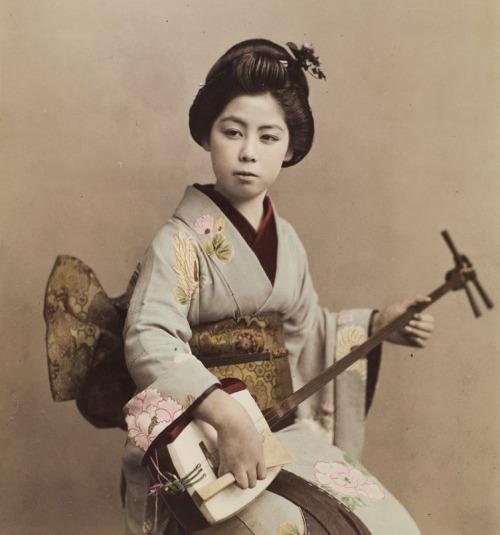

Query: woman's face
[204,93,292,205]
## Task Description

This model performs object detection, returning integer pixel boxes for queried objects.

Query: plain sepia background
[2,1,499,534]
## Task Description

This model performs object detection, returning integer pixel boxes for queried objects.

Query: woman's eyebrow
[219,116,246,126]
[259,124,285,132]
[219,116,284,132]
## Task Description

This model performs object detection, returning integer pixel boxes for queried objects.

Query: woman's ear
[201,138,211,152]
[283,146,294,163]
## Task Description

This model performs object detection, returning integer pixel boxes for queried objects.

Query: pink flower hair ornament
[286,42,326,81]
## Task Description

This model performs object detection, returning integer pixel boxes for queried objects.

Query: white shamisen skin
[203,93,293,230]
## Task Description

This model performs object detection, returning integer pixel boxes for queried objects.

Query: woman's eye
[224,129,241,138]
[261,134,279,143]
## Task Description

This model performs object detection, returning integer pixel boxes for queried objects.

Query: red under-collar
[194,184,277,284]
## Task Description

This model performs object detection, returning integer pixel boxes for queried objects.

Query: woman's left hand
[372,295,435,347]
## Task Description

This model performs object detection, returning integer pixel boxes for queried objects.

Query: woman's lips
[233,170,257,179]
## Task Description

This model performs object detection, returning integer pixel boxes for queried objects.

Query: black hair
[189,39,314,167]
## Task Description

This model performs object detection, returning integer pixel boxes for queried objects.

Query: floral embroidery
[125,388,182,451]
[278,522,301,535]
[194,214,233,264]
[335,325,368,380]
[214,217,226,232]
[182,393,196,411]
[194,214,214,235]
[203,233,233,263]
[314,455,385,511]
[173,233,205,306]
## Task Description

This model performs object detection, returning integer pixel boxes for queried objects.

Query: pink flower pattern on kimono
[127,388,163,416]
[125,388,183,451]
[194,215,214,235]
[125,411,159,451]
[314,461,385,502]
[193,214,233,264]
[156,397,183,424]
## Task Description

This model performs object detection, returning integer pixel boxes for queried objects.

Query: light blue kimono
[122,186,420,535]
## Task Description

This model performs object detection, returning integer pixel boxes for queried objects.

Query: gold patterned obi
[190,313,293,413]
[43,256,294,430]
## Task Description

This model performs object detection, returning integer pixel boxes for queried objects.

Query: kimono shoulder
[123,215,220,449]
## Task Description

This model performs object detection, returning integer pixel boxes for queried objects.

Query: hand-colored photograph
[2,2,499,534]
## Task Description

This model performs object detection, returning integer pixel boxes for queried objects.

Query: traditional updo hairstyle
[189,39,314,167]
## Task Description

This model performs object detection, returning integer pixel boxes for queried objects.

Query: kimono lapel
[256,205,291,311]
[172,186,274,313]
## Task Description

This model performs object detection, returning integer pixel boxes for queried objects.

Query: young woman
[121,38,434,534]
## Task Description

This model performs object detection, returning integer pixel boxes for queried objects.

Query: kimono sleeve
[280,228,378,455]
[123,224,220,455]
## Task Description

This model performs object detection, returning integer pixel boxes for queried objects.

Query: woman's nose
[239,139,257,162]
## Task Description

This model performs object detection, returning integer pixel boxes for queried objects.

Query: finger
[404,325,432,339]
[219,462,247,489]
[412,330,432,340]
[407,333,427,347]
[247,469,257,489]
[232,468,249,489]
[412,313,434,323]
[256,460,267,481]
[409,320,434,333]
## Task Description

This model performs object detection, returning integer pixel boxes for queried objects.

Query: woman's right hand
[192,388,267,489]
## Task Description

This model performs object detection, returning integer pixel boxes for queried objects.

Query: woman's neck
[212,187,267,231]
[230,194,266,231]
